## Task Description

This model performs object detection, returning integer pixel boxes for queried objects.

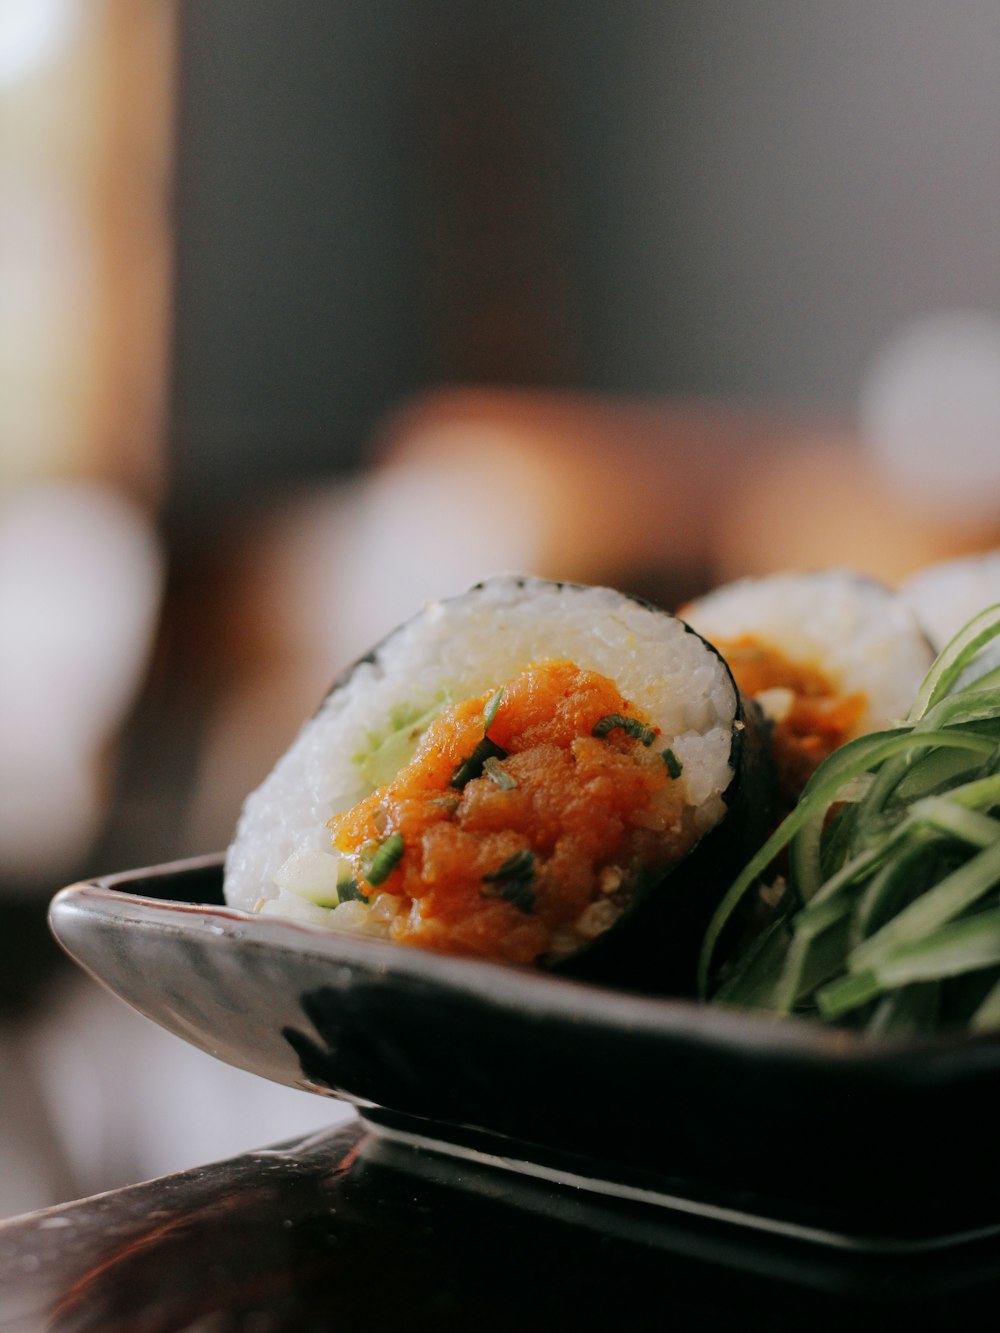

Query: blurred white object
[335,445,550,662]
[25,976,345,1208]
[0,1022,77,1218]
[861,310,1000,523]
[0,481,163,884]
[0,0,80,89]
[901,548,1000,651]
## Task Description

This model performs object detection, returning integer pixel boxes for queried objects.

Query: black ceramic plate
[49,856,1000,1251]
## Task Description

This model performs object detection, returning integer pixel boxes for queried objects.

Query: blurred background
[2,0,1000,1217]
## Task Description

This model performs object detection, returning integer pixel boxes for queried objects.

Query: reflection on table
[3,1114,1000,1331]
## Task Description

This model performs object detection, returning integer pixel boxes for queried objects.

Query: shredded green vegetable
[335,877,367,904]
[482,755,517,789]
[662,748,683,779]
[698,603,1000,1034]
[450,686,509,788]
[483,687,504,731]
[450,736,507,788]
[481,849,536,913]
[360,832,405,887]
[592,713,657,746]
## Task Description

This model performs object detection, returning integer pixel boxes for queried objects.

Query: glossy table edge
[4,1113,1000,1331]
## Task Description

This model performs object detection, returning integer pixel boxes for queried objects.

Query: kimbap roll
[681,570,934,805]
[901,549,1000,655]
[224,577,769,993]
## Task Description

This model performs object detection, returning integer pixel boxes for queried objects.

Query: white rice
[681,569,934,736]
[901,550,1000,653]
[224,577,738,916]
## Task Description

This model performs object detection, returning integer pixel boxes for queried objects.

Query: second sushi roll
[682,570,935,808]
[224,576,773,995]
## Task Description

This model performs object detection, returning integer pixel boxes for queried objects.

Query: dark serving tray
[48,855,1000,1251]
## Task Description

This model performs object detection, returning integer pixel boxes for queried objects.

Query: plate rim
[47,854,1000,1249]
[48,853,1000,1077]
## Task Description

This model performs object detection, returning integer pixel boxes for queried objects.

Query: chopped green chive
[335,877,367,904]
[482,849,536,913]
[483,755,517,790]
[661,747,683,779]
[450,736,507,788]
[483,687,504,731]
[450,686,511,787]
[592,713,657,746]
[360,831,405,886]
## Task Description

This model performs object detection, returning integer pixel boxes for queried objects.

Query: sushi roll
[681,570,934,806]
[901,549,1000,654]
[224,576,770,994]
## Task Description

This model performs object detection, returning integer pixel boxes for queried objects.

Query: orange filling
[714,635,866,798]
[329,660,692,964]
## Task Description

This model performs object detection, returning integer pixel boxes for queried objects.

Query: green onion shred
[662,747,683,779]
[483,755,517,789]
[698,603,1000,1035]
[450,737,507,789]
[483,687,504,731]
[335,877,367,904]
[360,831,405,887]
[481,849,536,913]
[592,713,657,747]
[450,686,510,788]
